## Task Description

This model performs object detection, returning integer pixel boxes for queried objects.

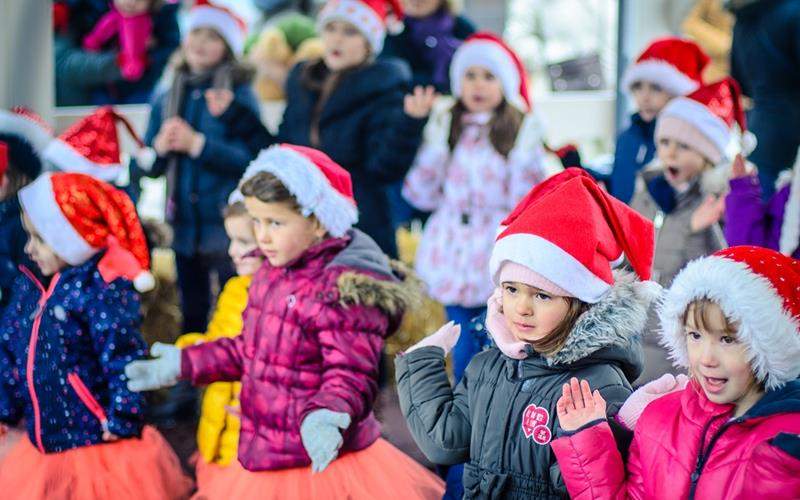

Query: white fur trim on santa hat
[188,5,245,55]
[489,233,612,304]
[779,147,800,256]
[317,0,386,54]
[234,145,358,237]
[42,138,123,182]
[18,172,98,266]
[0,109,52,153]
[658,254,800,390]
[659,97,730,161]
[622,59,700,96]
[450,40,525,111]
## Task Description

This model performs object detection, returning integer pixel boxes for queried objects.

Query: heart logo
[521,403,550,441]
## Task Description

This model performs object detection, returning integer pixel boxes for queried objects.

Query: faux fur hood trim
[336,260,424,318]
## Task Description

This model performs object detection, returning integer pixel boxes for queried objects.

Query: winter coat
[396,272,652,499]
[608,113,657,204]
[179,230,420,471]
[142,81,260,257]
[0,256,147,453]
[403,101,548,307]
[175,275,251,466]
[551,379,800,499]
[278,59,427,257]
[0,197,34,312]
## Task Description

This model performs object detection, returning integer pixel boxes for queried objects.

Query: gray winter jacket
[395,272,653,499]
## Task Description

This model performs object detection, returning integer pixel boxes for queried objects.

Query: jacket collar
[681,378,800,425]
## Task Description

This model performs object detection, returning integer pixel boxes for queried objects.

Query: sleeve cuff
[557,418,607,438]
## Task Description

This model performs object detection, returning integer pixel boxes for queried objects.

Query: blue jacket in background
[0,255,147,453]
[0,198,34,312]
[142,82,260,257]
[609,113,657,204]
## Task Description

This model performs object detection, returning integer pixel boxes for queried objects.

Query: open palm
[556,378,607,432]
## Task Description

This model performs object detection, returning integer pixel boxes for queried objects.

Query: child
[141,1,259,333]
[125,145,444,499]
[402,32,548,382]
[82,0,157,81]
[0,172,191,499]
[396,169,658,499]
[552,246,800,499]
[173,200,262,485]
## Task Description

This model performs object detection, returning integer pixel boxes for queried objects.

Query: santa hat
[317,0,404,54]
[187,0,247,56]
[658,246,800,390]
[450,32,531,112]
[18,172,155,292]
[0,107,52,180]
[622,37,709,96]
[230,144,358,237]
[489,168,655,303]
[656,77,750,165]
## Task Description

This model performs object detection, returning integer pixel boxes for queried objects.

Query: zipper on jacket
[20,267,61,453]
[688,414,741,499]
[67,372,110,434]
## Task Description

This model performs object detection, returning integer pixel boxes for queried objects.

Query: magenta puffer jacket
[180,231,417,471]
[551,379,800,499]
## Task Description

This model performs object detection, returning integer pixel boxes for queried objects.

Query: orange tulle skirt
[0,426,193,500]
[192,438,444,500]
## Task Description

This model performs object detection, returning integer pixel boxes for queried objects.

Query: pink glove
[485,288,528,360]
[616,373,690,430]
[406,321,461,356]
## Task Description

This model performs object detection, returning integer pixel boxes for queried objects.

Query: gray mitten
[300,409,351,473]
[124,342,181,392]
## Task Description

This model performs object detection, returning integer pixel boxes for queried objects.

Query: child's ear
[311,217,328,240]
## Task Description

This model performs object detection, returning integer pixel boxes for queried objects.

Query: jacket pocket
[67,372,109,432]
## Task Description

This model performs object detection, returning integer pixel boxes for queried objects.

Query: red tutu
[0,426,193,500]
[193,438,444,499]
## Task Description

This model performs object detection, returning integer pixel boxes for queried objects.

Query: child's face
[244,197,327,268]
[184,28,229,73]
[685,302,762,414]
[321,21,370,72]
[21,212,66,277]
[630,81,672,122]
[657,136,709,189]
[114,0,151,16]
[501,281,571,343]
[224,214,263,276]
[403,0,442,18]
[461,66,504,114]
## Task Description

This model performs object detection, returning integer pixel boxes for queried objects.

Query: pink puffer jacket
[551,379,800,499]
[180,231,417,471]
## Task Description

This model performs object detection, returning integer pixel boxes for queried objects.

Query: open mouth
[666,166,680,178]
[702,375,728,393]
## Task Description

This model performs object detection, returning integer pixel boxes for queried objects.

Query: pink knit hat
[498,261,571,297]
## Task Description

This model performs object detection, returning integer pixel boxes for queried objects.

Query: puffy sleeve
[741,433,800,498]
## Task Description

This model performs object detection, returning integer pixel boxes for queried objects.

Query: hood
[745,378,800,419]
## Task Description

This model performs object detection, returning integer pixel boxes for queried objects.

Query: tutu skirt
[0,426,193,500]
[193,438,444,499]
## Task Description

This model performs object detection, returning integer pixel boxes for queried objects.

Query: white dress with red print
[403,103,548,308]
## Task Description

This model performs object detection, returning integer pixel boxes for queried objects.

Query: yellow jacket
[175,275,251,466]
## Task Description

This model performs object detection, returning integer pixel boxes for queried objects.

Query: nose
[699,339,719,368]
[514,297,533,317]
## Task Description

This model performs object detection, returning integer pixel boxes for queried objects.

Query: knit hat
[450,32,531,112]
[659,246,800,390]
[489,168,655,303]
[18,172,154,292]
[656,77,749,164]
[187,0,248,56]
[317,0,404,54]
[0,107,52,180]
[622,37,709,96]
[43,106,154,182]
[230,144,358,237]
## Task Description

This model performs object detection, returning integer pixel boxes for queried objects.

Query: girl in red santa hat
[125,144,444,499]
[0,172,192,500]
[396,168,660,498]
[553,245,800,499]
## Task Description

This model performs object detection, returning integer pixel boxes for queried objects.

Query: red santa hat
[317,0,404,54]
[230,144,358,237]
[659,246,800,390]
[187,0,247,56]
[622,37,709,96]
[656,77,750,164]
[18,172,154,292]
[489,168,655,304]
[450,32,531,112]
[0,107,53,155]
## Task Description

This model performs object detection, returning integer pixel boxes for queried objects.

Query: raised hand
[690,194,726,233]
[404,85,437,119]
[405,320,461,355]
[205,88,235,117]
[616,373,689,430]
[556,378,607,432]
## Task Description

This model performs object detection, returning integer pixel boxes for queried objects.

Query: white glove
[406,321,461,356]
[124,342,181,392]
[617,373,690,430]
[300,409,351,473]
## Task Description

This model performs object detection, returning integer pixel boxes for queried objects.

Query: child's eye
[686,330,701,341]
[720,335,738,345]
[631,81,642,91]
[658,138,670,146]
[535,292,551,301]
[344,26,359,37]
[268,219,282,227]
[677,142,691,151]
[484,72,496,81]
[503,285,517,295]
[651,83,663,93]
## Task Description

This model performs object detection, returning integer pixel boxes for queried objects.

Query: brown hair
[168,29,255,84]
[222,201,249,219]
[448,99,525,158]
[683,298,739,335]
[531,297,590,357]
[239,172,301,211]
[2,167,32,199]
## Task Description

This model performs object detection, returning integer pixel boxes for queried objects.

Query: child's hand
[556,378,607,432]
[300,409,351,473]
[616,373,689,430]
[161,117,204,157]
[205,89,234,117]
[102,430,119,442]
[730,153,756,179]
[404,85,437,119]
[405,321,461,355]
[690,195,726,233]
[124,342,181,392]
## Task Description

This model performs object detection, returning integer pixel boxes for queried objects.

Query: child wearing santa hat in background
[396,169,658,499]
[125,144,444,499]
[0,172,191,499]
